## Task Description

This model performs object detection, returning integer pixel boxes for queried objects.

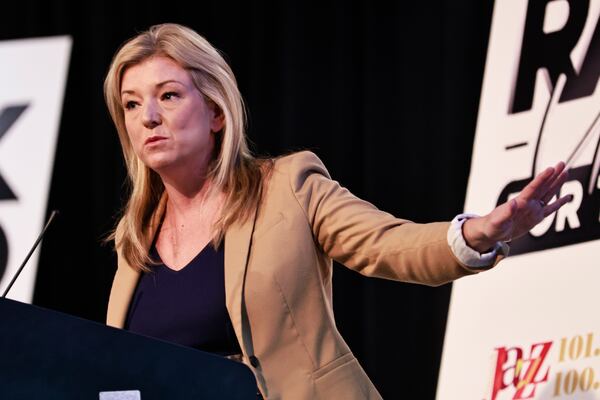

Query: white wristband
[447,213,510,268]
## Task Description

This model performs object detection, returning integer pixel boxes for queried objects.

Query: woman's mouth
[145,136,167,145]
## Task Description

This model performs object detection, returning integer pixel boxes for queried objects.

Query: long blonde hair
[104,23,263,271]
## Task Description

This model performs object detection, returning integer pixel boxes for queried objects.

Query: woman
[104,23,571,399]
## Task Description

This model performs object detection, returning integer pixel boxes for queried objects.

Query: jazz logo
[490,342,553,400]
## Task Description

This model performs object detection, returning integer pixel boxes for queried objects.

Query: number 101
[558,333,595,362]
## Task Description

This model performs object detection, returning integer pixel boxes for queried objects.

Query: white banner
[0,37,71,302]
[438,1,600,399]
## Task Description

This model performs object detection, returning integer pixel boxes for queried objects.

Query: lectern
[0,298,257,399]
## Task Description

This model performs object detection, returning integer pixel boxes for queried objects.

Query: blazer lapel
[224,205,259,357]
[107,194,168,328]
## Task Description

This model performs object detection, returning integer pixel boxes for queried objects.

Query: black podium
[0,298,257,399]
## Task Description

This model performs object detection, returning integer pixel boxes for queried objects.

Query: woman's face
[120,56,223,174]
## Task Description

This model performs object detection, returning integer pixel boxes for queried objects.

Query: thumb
[494,198,517,224]
[509,198,518,217]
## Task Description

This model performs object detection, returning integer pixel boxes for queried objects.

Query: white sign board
[438,1,600,399]
[0,36,71,302]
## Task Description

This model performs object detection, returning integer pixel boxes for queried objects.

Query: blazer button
[249,355,260,368]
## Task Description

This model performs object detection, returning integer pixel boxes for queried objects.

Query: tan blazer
[107,151,490,399]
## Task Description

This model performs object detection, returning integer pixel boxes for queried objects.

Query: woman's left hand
[462,162,572,253]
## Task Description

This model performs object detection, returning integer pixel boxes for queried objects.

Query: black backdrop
[1,1,495,398]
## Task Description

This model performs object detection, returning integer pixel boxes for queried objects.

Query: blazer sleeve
[285,151,490,286]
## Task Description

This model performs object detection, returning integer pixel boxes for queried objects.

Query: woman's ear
[209,101,225,133]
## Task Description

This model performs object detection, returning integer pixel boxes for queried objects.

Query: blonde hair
[104,23,263,271]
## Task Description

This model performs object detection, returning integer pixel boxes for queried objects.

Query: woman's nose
[141,102,162,129]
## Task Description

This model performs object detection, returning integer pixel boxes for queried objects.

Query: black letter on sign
[561,14,600,102]
[0,104,29,200]
[0,225,7,282]
[511,0,590,114]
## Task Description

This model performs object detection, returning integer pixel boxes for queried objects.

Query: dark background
[1,1,495,398]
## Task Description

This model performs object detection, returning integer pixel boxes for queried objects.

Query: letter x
[0,105,28,200]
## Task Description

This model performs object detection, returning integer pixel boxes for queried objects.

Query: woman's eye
[124,101,137,110]
[161,92,179,101]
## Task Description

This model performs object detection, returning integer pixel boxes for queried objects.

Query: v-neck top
[124,240,241,356]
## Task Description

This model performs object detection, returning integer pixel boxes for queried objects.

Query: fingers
[546,162,566,188]
[521,161,568,202]
[543,194,574,217]
[542,169,569,204]
[520,166,556,201]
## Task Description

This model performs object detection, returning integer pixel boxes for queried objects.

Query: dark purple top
[124,241,241,356]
